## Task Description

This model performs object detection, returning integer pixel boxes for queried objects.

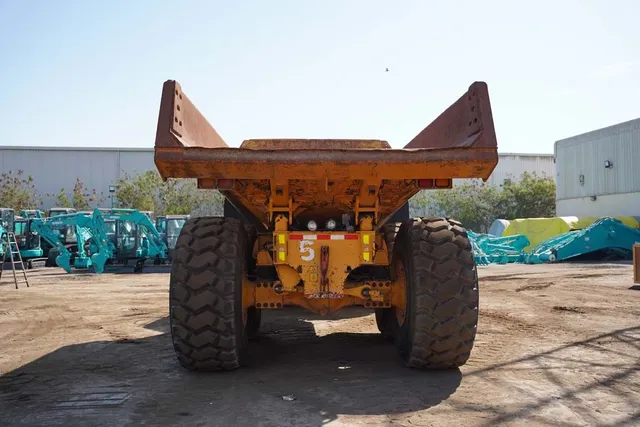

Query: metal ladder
[0,232,30,289]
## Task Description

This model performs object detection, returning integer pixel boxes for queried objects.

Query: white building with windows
[555,118,640,217]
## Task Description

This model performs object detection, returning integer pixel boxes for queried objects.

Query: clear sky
[1,0,638,153]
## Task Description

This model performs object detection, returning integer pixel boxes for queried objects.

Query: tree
[411,173,557,233]
[188,190,225,217]
[113,170,161,211]
[54,189,72,208]
[501,172,556,219]
[72,178,103,210]
[408,191,430,217]
[426,181,506,233]
[113,170,225,215]
[0,170,41,212]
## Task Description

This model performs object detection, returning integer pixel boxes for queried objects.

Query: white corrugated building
[555,118,640,217]
[0,146,155,209]
[454,152,555,187]
[0,146,555,209]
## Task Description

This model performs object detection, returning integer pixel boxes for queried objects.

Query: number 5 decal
[299,240,315,261]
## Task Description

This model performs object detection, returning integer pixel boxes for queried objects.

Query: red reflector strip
[418,179,434,189]
[286,234,360,240]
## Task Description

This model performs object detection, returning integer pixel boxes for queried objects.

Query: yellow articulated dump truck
[154,80,498,371]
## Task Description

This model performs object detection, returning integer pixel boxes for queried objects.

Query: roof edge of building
[0,145,154,152]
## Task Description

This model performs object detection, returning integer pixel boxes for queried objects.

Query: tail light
[197,178,235,189]
[216,179,234,189]
[417,179,452,189]
[417,179,434,189]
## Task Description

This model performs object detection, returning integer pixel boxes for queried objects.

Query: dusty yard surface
[0,262,639,426]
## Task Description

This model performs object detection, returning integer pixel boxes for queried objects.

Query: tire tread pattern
[396,217,478,369]
[169,217,247,371]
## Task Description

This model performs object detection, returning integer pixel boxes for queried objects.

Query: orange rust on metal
[197,178,217,189]
[241,139,391,150]
[248,283,362,314]
[154,79,499,227]
[373,234,389,265]
[155,147,497,180]
[404,81,497,151]
[357,179,380,219]
[244,276,404,315]
[154,80,228,150]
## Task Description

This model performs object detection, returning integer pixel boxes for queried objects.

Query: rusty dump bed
[154,80,498,228]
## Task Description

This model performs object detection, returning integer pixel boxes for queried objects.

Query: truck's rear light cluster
[362,233,372,262]
[417,178,452,189]
[276,233,286,261]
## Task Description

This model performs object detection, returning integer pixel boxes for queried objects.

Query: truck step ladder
[0,232,30,289]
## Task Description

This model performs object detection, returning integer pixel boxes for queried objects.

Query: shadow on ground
[0,308,461,427]
[1,308,638,427]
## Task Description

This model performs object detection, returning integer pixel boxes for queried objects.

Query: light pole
[109,185,116,208]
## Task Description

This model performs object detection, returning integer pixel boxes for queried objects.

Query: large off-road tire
[392,217,479,369]
[169,217,250,371]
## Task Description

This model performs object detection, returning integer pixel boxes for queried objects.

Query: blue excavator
[155,214,189,260]
[13,215,46,268]
[40,207,79,266]
[0,209,44,267]
[20,209,44,219]
[93,208,168,273]
[30,209,113,273]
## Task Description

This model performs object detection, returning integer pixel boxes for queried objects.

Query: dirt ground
[0,262,638,427]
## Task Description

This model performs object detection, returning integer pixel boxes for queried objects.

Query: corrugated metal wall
[454,153,555,187]
[555,118,640,201]
[0,146,155,209]
[485,153,555,186]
